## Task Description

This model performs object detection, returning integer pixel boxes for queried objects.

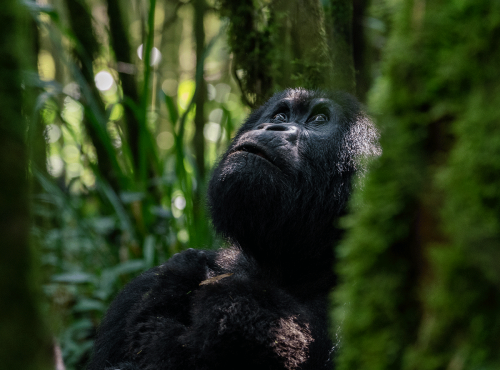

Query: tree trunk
[193,0,207,182]
[190,0,212,249]
[0,1,53,369]
[352,0,370,101]
[107,0,141,170]
[219,0,274,106]
[65,0,121,191]
[221,0,354,106]
[272,0,338,91]
[323,0,355,93]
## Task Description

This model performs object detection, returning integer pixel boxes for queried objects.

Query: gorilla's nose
[258,123,297,132]
[256,123,298,143]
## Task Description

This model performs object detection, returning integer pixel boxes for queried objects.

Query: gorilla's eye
[311,114,328,122]
[272,113,287,122]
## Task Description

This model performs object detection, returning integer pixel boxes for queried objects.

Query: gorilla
[87,88,379,370]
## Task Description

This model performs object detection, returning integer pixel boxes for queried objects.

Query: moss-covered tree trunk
[351,0,370,102]
[272,0,340,91]
[0,1,53,369]
[323,0,355,94]
[221,0,354,106]
[334,1,500,369]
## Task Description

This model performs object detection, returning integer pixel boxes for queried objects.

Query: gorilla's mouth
[231,144,277,167]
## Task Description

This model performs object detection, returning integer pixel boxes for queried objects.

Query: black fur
[87,89,379,370]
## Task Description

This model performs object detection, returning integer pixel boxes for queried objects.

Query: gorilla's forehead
[282,88,329,103]
[283,97,332,107]
[283,88,312,101]
[238,88,359,134]
[281,89,337,109]
[269,91,337,118]
[271,97,336,118]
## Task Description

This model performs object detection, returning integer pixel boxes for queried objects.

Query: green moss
[219,0,275,106]
[333,0,500,369]
[220,0,343,104]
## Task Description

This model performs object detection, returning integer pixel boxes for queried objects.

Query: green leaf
[72,299,106,313]
[112,260,146,275]
[52,272,95,284]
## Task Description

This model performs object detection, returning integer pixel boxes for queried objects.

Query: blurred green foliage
[28,0,248,367]
[0,0,53,369]
[334,0,500,369]
[27,0,500,369]
[27,0,385,367]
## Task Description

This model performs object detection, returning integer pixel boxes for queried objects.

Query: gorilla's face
[208,89,378,270]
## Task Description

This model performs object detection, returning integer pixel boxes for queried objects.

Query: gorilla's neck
[233,216,342,295]
[207,153,352,295]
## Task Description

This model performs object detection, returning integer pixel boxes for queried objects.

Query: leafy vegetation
[13,0,500,369]
[30,0,248,367]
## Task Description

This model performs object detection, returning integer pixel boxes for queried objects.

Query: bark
[272,0,337,91]
[0,1,52,369]
[221,0,355,105]
[219,0,274,106]
[190,0,212,249]
[324,0,356,93]
[352,0,370,101]
[193,0,207,181]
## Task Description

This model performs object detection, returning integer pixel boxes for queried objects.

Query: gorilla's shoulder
[88,249,221,369]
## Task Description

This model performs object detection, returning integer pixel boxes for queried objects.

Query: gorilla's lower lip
[230,144,280,169]
[234,145,270,160]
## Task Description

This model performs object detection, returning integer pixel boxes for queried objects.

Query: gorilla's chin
[208,154,296,243]
[208,153,336,272]
[220,150,285,176]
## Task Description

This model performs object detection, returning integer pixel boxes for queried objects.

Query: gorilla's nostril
[266,124,289,131]
[258,123,295,132]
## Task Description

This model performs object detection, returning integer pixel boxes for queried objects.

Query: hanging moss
[334,1,500,369]
[218,0,275,106]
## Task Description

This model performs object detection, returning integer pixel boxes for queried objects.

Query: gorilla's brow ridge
[271,100,291,114]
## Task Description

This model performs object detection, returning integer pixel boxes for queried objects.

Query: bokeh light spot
[137,45,162,66]
[81,169,96,188]
[109,104,124,121]
[48,155,64,177]
[61,97,84,127]
[204,122,221,142]
[62,145,80,163]
[67,162,84,178]
[215,83,231,103]
[63,82,81,100]
[162,79,178,96]
[207,84,216,100]
[174,195,186,210]
[156,131,174,150]
[209,108,223,122]
[177,229,189,243]
[95,71,114,91]
[38,50,55,81]
[46,124,61,143]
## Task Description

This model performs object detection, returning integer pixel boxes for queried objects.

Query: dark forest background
[1,0,500,369]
